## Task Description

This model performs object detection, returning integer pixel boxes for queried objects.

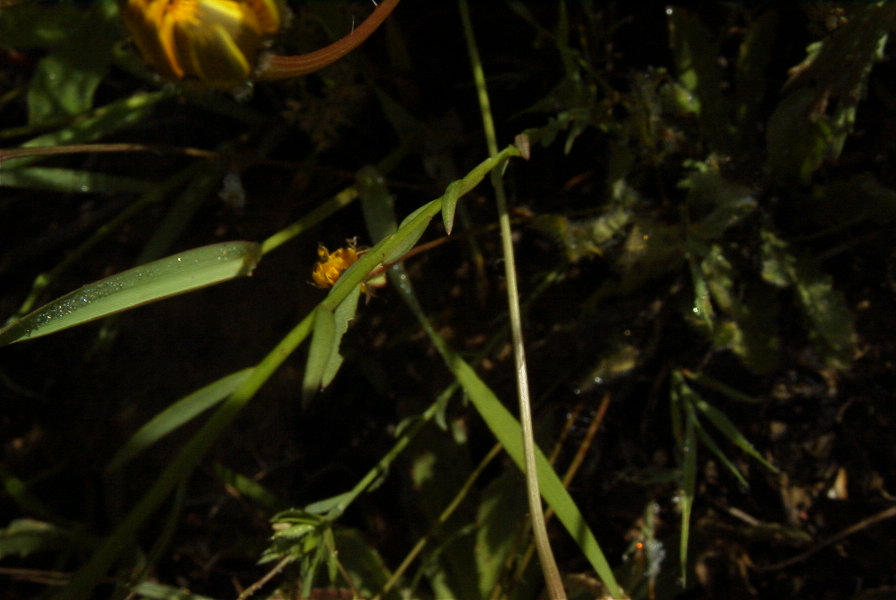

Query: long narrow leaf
[679,397,698,585]
[303,305,337,402]
[106,368,254,473]
[361,150,622,596]
[61,310,317,600]
[0,241,262,346]
[321,285,362,390]
[450,356,621,597]
[691,415,747,488]
[0,167,150,193]
[693,395,778,473]
[1,91,169,170]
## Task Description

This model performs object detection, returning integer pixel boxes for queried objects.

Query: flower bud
[120,0,282,88]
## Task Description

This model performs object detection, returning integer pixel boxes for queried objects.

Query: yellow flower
[312,239,387,296]
[120,0,282,88]
[311,241,366,290]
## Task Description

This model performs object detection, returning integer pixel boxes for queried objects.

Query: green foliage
[0,242,262,345]
[0,0,120,124]
[1,3,893,600]
[0,519,72,559]
[760,229,857,368]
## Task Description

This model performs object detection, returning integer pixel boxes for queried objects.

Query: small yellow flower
[312,241,366,290]
[120,0,282,87]
[311,239,386,296]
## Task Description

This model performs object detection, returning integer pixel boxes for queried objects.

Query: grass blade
[0,241,262,346]
[106,368,254,473]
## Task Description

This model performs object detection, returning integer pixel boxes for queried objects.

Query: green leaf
[810,172,896,230]
[760,229,856,368]
[369,144,621,596]
[765,88,831,186]
[679,398,697,585]
[726,283,781,374]
[378,199,440,266]
[332,528,398,600]
[131,581,218,600]
[670,371,698,585]
[106,369,254,473]
[350,145,521,273]
[441,179,463,235]
[734,10,779,148]
[0,2,108,47]
[692,395,778,474]
[322,285,363,388]
[780,5,892,162]
[692,417,747,488]
[0,241,262,346]
[682,167,757,240]
[700,243,737,313]
[303,305,338,402]
[0,167,150,194]
[26,0,120,124]
[667,7,733,153]
[475,471,529,599]
[0,519,70,559]
[212,463,283,510]
[682,371,764,404]
[691,242,781,373]
[305,491,355,516]
[677,376,749,488]
[358,165,398,243]
[3,91,170,171]
[449,357,621,597]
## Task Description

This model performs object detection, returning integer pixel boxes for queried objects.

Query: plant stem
[457,2,567,598]
[257,0,401,80]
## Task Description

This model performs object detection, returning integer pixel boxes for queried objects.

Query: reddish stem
[256,0,400,80]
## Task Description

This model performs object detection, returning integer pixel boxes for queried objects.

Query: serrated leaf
[760,229,856,368]
[727,283,781,373]
[667,6,733,153]
[684,173,757,240]
[765,88,831,186]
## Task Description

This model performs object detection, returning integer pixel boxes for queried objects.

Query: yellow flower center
[312,243,365,290]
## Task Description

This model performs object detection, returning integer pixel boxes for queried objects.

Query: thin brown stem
[257,0,401,80]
